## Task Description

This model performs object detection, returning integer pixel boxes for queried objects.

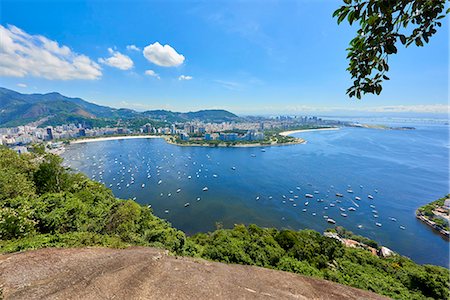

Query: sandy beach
[279,127,340,136]
[70,135,164,144]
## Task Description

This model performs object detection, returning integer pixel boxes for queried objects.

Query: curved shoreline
[70,135,164,144]
[67,127,339,147]
[279,127,340,136]
[165,139,305,148]
[68,135,305,148]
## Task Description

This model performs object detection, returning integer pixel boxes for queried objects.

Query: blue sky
[1,0,448,115]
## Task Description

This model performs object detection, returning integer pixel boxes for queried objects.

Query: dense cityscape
[0,115,345,152]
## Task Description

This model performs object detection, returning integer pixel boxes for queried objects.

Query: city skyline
[1,0,448,115]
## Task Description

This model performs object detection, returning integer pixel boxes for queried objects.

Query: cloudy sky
[1,0,448,115]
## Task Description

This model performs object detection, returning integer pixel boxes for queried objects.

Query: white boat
[304,202,309,206]
[368,194,374,199]
[355,196,361,201]
[347,189,353,193]
[327,218,336,224]
[231,167,236,170]
[141,184,145,188]
[213,174,218,178]
[336,193,343,197]
[184,203,190,207]
[376,222,382,227]
[177,188,181,193]
[399,225,406,230]
[202,187,208,191]
[256,196,260,201]
[357,224,363,229]
[305,194,313,198]
[196,197,201,201]
[339,207,346,212]
[341,213,348,217]
[158,180,162,185]
[348,207,356,211]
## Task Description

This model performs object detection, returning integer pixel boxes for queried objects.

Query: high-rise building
[46,127,53,140]
[145,124,152,134]
[78,128,86,137]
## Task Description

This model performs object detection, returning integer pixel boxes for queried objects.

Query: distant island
[349,123,416,130]
[416,195,450,239]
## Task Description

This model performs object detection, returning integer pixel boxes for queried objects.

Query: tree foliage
[334,0,449,98]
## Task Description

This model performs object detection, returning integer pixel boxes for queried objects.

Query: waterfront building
[180,132,190,141]
[79,128,86,137]
[444,199,450,210]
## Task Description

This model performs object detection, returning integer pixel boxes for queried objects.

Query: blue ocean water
[62,123,449,267]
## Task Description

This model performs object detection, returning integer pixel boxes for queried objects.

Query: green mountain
[0,88,240,127]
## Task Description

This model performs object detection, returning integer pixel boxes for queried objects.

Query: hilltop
[0,87,240,127]
[0,247,387,300]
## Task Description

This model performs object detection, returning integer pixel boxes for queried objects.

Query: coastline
[62,127,341,148]
[279,127,340,136]
[67,134,306,148]
[165,138,306,148]
[69,135,164,144]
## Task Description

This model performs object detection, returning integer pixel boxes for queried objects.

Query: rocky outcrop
[0,247,388,300]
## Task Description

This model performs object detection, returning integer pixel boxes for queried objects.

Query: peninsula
[416,195,450,239]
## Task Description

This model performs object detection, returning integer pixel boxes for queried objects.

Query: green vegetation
[334,0,448,98]
[0,146,448,299]
[0,147,186,253]
[417,195,449,230]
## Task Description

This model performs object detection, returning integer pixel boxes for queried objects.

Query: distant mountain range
[0,87,240,127]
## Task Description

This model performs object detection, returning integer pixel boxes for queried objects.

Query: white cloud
[16,83,27,88]
[0,24,101,80]
[143,42,185,67]
[178,75,193,81]
[144,69,160,79]
[99,48,134,70]
[126,44,140,51]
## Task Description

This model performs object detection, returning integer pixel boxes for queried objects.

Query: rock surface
[0,247,388,300]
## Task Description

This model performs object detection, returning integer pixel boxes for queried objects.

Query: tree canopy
[334,0,448,98]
